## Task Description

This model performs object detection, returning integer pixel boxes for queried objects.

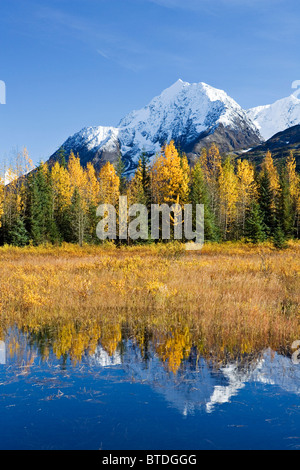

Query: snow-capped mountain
[48,80,262,173]
[118,79,261,162]
[59,126,121,169]
[247,93,300,141]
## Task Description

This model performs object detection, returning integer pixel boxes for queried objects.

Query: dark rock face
[245,125,300,169]
[184,121,262,163]
[47,133,122,173]
[47,121,262,174]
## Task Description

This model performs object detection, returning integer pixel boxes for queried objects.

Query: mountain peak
[49,79,262,174]
[157,78,190,101]
[247,92,300,140]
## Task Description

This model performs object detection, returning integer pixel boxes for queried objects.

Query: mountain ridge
[48,80,262,173]
[247,93,300,141]
[245,124,300,169]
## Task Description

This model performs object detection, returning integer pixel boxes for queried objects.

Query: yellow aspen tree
[97,162,121,243]
[236,159,257,233]
[199,147,209,177]
[127,159,147,206]
[68,151,88,201]
[286,151,300,235]
[151,141,186,205]
[99,162,120,206]
[219,158,238,239]
[286,151,299,199]
[51,161,72,212]
[67,152,89,245]
[261,151,280,208]
[207,143,222,177]
[81,163,101,243]
[85,162,100,208]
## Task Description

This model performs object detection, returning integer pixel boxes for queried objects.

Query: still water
[0,327,299,450]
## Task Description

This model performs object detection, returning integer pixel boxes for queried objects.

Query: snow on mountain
[247,93,300,141]
[118,79,260,163]
[49,79,262,173]
[61,126,120,156]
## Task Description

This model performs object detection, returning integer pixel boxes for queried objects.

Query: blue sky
[1,0,300,165]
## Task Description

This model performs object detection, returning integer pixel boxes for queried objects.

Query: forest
[1,141,300,249]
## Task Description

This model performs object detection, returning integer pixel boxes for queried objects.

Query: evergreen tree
[245,201,266,244]
[115,154,127,194]
[258,170,276,238]
[273,223,287,250]
[1,139,299,248]
[70,188,86,247]
[9,217,29,247]
[85,204,100,244]
[278,168,294,239]
[139,152,151,207]
[29,163,59,245]
[57,147,67,168]
[127,161,148,206]
[206,143,222,219]
[191,161,219,241]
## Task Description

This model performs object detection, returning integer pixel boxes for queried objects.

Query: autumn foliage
[1,142,300,246]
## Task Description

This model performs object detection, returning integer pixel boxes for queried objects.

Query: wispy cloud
[35,6,141,70]
[146,0,285,10]
[34,5,193,72]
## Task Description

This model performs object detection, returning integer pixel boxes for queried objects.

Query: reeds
[0,241,299,370]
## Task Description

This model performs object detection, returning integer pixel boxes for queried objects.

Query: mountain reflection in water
[1,324,300,417]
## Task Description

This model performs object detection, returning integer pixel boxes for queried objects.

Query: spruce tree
[29,164,59,245]
[115,154,127,194]
[58,147,67,168]
[245,201,266,244]
[191,161,219,241]
[273,222,287,250]
[140,152,151,208]
[278,167,295,239]
[258,170,276,238]
[86,203,100,244]
[9,217,29,247]
[70,188,86,246]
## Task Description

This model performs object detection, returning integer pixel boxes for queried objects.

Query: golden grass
[0,241,299,371]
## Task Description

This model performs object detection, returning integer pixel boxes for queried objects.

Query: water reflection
[1,322,300,417]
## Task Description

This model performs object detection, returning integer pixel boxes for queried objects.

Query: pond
[0,327,299,450]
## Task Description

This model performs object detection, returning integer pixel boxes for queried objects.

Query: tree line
[0,141,299,248]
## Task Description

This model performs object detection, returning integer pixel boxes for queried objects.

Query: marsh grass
[0,241,299,372]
